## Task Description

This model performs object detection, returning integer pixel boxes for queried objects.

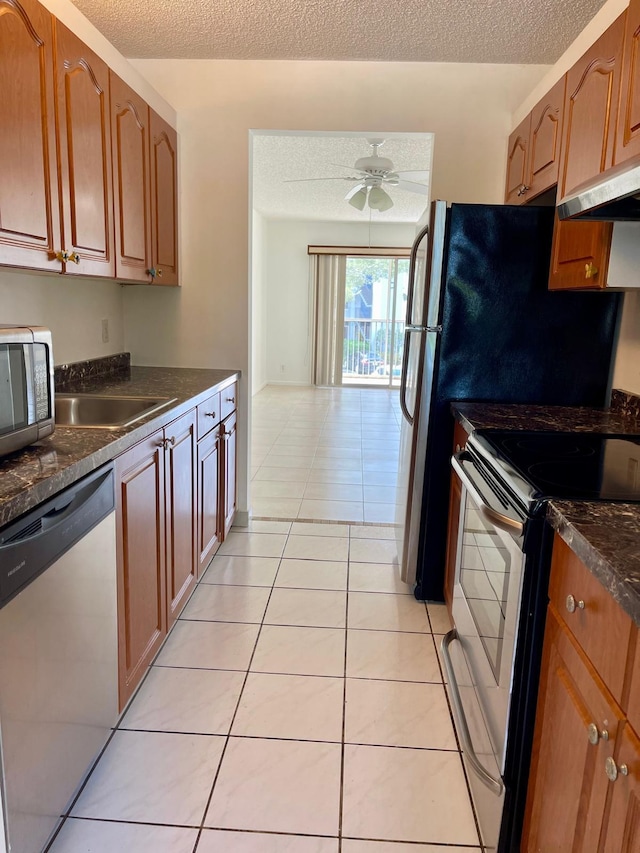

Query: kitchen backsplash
[54,353,131,391]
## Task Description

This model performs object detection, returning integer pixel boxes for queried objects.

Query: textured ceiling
[252,134,433,223]
[69,0,607,62]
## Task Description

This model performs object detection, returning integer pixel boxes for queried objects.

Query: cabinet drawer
[549,535,633,704]
[197,392,220,439]
[220,382,237,421]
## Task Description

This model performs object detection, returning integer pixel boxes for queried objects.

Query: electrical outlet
[101,318,109,343]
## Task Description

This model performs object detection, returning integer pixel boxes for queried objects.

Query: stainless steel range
[443,429,640,853]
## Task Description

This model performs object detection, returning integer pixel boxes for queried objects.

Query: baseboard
[233,510,250,527]
[264,380,312,387]
[251,380,267,396]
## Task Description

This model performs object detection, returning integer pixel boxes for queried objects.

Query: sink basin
[55,394,177,429]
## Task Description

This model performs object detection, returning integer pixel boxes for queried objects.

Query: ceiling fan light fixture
[368,186,393,211]
[348,188,368,210]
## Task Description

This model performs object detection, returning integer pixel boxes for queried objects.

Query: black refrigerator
[396,201,621,599]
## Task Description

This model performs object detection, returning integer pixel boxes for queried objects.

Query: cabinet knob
[55,250,69,262]
[226,396,235,404]
[157,269,163,277]
[68,251,80,264]
[605,756,629,782]
[588,723,609,745]
[147,267,157,278]
[204,412,217,418]
[516,184,530,197]
[585,262,599,279]
[565,594,585,613]
[167,436,176,446]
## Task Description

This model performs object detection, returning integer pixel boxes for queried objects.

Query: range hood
[557,157,640,220]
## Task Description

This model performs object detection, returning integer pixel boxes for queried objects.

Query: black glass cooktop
[477,430,640,501]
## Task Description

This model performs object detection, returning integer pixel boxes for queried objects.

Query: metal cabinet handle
[147,267,157,278]
[585,263,598,279]
[588,723,609,745]
[605,756,629,782]
[441,630,504,796]
[55,250,69,262]
[516,184,530,197]
[226,396,235,404]
[204,411,217,418]
[68,251,80,264]
[566,594,585,614]
[167,436,176,446]
[157,437,176,449]
[157,268,163,278]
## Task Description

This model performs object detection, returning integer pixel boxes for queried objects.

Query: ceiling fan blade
[283,177,353,183]
[345,183,366,200]
[395,179,429,195]
[394,170,430,182]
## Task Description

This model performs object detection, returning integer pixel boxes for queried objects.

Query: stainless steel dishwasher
[0,465,118,853]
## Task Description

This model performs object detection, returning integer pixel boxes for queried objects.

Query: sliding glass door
[342,256,410,387]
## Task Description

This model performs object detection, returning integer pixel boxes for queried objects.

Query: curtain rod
[307,245,411,257]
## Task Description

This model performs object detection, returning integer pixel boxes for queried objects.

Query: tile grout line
[189,532,290,853]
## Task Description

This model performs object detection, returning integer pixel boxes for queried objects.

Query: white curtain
[311,253,346,386]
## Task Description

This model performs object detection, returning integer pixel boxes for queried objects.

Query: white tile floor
[46,385,482,852]
[251,386,403,524]
[47,520,482,852]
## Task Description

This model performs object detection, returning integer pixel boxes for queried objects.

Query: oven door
[443,450,527,852]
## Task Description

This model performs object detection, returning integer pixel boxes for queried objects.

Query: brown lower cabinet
[116,391,237,710]
[522,534,640,851]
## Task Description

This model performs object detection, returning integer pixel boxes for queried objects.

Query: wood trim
[307,245,411,257]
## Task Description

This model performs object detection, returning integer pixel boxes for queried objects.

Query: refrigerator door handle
[405,324,442,333]
[399,327,415,424]
[404,223,430,325]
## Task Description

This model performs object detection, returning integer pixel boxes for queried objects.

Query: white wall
[261,218,416,386]
[251,211,268,395]
[613,292,640,394]
[0,271,124,365]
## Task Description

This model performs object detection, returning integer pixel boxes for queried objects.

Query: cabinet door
[559,13,626,199]
[150,110,178,286]
[504,114,531,204]
[528,76,566,199]
[115,431,167,710]
[548,211,613,290]
[197,425,222,576]
[164,409,197,628]
[222,411,237,538]
[523,609,623,852]
[110,72,152,282]
[0,0,60,271]
[54,21,114,277]
[616,0,640,165]
[600,724,640,852]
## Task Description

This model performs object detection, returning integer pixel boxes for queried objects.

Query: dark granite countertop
[450,399,640,626]
[547,501,640,627]
[0,366,239,529]
[452,400,640,436]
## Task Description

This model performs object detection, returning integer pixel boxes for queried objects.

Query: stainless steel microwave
[0,325,54,456]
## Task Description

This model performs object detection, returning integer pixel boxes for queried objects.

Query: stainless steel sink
[55,394,177,429]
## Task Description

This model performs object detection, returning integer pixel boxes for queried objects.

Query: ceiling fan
[284,138,429,212]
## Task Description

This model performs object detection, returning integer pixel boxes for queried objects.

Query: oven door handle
[441,629,505,796]
[451,452,524,536]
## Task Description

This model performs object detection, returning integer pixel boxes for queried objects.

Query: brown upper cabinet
[559,12,626,200]
[110,72,153,284]
[0,0,178,284]
[54,21,115,278]
[150,111,179,286]
[504,78,566,205]
[505,115,531,204]
[0,0,60,271]
[616,0,640,164]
